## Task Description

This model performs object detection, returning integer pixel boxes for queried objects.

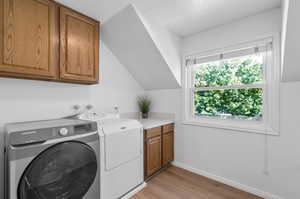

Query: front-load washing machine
[4,119,100,199]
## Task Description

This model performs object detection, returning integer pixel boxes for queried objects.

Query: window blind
[186,40,273,66]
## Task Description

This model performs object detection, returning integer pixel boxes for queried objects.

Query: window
[183,37,280,135]
[193,54,264,120]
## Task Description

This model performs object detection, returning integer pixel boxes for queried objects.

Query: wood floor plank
[131,166,263,199]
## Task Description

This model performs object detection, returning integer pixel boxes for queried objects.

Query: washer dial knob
[59,128,68,136]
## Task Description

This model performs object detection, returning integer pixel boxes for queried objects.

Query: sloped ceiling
[101,5,181,90]
[281,0,300,82]
[56,0,280,37]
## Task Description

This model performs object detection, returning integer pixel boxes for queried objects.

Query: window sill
[182,119,279,136]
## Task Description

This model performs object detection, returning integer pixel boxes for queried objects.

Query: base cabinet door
[60,6,99,84]
[0,0,58,79]
[162,132,174,167]
[146,136,162,177]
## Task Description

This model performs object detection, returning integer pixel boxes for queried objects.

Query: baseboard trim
[172,161,282,199]
[121,182,147,199]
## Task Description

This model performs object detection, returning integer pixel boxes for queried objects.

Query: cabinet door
[60,7,99,84]
[146,136,162,177]
[0,0,58,79]
[162,132,174,167]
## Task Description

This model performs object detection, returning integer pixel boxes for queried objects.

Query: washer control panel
[59,128,69,136]
[8,120,98,147]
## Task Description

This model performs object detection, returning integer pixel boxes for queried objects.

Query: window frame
[182,36,280,135]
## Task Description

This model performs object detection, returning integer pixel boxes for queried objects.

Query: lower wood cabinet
[144,123,174,180]
[145,136,162,177]
[162,132,174,167]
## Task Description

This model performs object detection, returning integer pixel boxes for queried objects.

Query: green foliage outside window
[193,55,264,120]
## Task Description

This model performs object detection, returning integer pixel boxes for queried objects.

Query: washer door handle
[12,140,47,147]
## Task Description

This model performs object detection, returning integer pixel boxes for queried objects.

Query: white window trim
[182,35,280,135]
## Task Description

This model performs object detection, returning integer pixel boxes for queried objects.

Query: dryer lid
[100,119,142,135]
[101,119,142,170]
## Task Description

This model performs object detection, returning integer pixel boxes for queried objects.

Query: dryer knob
[59,128,68,136]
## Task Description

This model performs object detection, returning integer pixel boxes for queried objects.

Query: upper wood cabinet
[0,0,58,79]
[60,7,99,84]
[0,0,100,84]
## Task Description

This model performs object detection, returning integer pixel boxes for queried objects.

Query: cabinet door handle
[121,126,126,130]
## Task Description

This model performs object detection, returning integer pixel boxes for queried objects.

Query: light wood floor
[131,166,263,199]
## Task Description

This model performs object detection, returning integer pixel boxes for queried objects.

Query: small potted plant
[137,96,151,119]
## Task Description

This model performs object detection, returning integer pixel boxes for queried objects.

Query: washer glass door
[18,141,97,199]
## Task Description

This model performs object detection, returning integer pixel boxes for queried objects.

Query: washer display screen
[18,141,97,199]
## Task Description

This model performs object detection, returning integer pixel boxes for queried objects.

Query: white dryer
[82,115,144,199]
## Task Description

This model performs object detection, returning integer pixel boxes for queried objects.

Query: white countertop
[138,119,174,130]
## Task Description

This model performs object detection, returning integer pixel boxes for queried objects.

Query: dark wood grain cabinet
[144,123,174,180]
[0,0,99,84]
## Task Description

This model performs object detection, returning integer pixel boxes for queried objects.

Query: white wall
[0,41,144,198]
[183,9,281,55]
[145,22,182,85]
[147,8,300,199]
[281,0,289,75]
[90,43,144,113]
[281,0,300,82]
[101,5,181,90]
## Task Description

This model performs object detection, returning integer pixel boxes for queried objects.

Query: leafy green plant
[137,96,151,114]
[193,55,263,120]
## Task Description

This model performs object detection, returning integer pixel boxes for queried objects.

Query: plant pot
[142,112,149,119]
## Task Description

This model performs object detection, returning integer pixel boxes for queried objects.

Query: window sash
[190,53,266,91]
[190,86,265,117]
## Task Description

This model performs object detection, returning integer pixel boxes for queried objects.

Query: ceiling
[57,0,281,37]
